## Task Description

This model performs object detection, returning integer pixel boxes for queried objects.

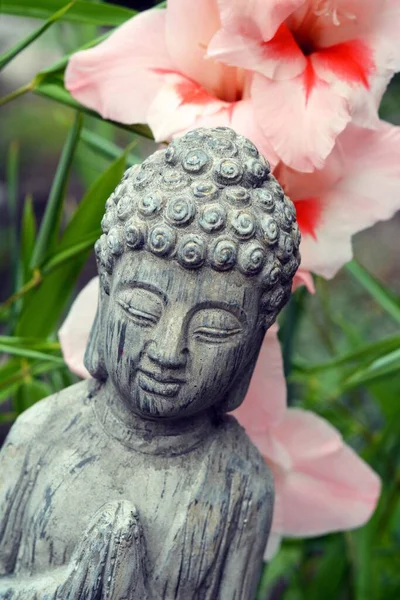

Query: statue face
[103,252,264,419]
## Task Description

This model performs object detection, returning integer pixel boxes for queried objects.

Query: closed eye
[193,326,242,343]
[117,299,159,326]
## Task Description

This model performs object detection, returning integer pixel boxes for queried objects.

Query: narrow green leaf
[0,344,64,364]
[0,336,60,350]
[343,347,400,390]
[0,1,75,71]
[1,0,136,26]
[81,128,140,166]
[14,380,53,413]
[6,141,19,283]
[0,412,17,424]
[33,73,153,140]
[20,195,37,283]
[59,151,126,248]
[17,150,127,338]
[42,231,99,272]
[293,335,400,374]
[346,260,400,325]
[30,112,82,269]
[0,360,64,403]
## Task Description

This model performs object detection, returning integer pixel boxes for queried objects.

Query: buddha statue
[0,127,300,600]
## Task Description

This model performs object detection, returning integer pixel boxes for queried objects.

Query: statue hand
[56,500,147,600]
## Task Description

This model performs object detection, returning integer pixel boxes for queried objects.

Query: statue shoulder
[4,379,94,450]
[216,415,274,505]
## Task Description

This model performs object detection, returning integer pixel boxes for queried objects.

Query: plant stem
[0,82,34,107]
[0,269,43,313]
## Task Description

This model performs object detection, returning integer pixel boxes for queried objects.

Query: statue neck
[92,380,217,456]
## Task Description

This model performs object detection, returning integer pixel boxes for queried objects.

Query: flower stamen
[314,0,356,26]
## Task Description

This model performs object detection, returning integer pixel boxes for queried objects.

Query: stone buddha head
[86,127,300,420]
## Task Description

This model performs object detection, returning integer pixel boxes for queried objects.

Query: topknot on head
[96,127,301,326]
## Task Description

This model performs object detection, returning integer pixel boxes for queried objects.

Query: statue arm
[218,467,274,600]
[0,407,44,576]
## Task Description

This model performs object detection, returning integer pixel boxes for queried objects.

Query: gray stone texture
[0,127,300,599]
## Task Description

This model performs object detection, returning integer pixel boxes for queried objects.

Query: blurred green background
[0,2,400,599]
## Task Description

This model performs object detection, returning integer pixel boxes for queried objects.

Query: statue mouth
[137,369,185,397]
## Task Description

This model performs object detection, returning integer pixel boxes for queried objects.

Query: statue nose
[146,325,188,369]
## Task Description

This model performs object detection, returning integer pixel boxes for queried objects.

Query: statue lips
[137,367,186,398]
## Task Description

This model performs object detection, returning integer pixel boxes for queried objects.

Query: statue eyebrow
[191,301,248,325]
[120,280,167,304]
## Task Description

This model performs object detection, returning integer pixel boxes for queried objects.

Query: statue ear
[84,285,108,381]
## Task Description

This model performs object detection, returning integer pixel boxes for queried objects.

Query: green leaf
[0,360,64,403]
[1,0,136,26]
[59,151,126,249]
[343,347,400,390]
[33,72,153,140]
[0,1,75,71]
[16,150,127,338]
[42,231,99,273]
[20,195,37,283]
[346,260,400,326]
[293,335,400,375]
[14,380,53,414]
[81,128,140,167]
[30,112,82,269]
[304,537,347,600]
[0,343,64,364]
[6,141,19,283]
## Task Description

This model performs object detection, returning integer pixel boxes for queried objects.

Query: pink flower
[59,277,381,560]
[65,1,278,166]
[208,0,400,171]
[275,120,400,278]
[254,408,381,558]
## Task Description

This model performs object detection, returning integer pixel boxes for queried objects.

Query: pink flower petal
[272,408,343,463]
[281,444,381,535]
[216,0,305,42]
[66,10,173,124]
[208,23,307,80]
[165,0,239,102]
[299,121,400,277]
[264,409,381,538]
[251,66,351,172]
[58,277,99,379]
[147,72,230,141]
[292,270,315,294]
[234,325,287,432]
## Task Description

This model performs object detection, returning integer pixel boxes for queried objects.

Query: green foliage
[1,4,399,600]
[1,0,136,26]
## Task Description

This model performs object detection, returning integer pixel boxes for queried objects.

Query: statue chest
[16,423,203,577]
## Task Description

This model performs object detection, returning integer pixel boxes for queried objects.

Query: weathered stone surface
[0,128,300,599]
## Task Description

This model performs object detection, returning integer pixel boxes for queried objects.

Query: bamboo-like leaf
[1,0,135,26]
[15,380,53,414]
[0,360,65,402]
[20,195,37,283]
[346,260,400,325]
[0,336,60,350]
[16,150,127,337]
[81,128,140,166]
[343,348,400,390]
[293,335,400,374]
[30,112,82,269]
[0,344,64,364]
[42,231,99,272]
[58,151,126,248]
[0,1,75,71]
